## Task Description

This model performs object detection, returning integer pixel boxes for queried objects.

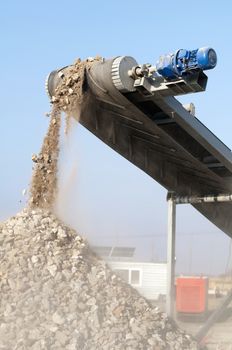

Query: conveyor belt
[47,55,232,237]
[80,75,232,237]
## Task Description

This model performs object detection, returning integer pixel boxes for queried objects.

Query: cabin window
[115,269,129,283]
[115,268,141,286]
[131,270,140,285]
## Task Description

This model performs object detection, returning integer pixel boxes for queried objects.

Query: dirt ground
[156,296,232,349]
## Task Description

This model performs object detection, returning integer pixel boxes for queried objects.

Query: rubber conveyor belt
[47,55,232,237]
[79,81,232,238]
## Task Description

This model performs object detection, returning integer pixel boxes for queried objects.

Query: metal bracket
[133,70,208,98]
[174,193,232,204]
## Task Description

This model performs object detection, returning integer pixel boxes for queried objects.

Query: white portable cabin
[107,261,167,301]
[92,246,167,301]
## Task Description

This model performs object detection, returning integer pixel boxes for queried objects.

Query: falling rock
[72,73,80,82]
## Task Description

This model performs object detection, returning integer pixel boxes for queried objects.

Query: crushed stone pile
[0,209,198,350]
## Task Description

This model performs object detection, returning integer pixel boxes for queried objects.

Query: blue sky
[1,0,232,274]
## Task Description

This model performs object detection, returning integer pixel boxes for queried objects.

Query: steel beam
[157,96,232,173]
[174,194,232,205]
[166,192,176,318]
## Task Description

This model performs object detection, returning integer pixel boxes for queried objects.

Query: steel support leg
[166,192,176,318]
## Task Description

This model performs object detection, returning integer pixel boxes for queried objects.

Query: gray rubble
[0,208,198,349]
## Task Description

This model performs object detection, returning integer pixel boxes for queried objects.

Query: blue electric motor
[156,47,217,80]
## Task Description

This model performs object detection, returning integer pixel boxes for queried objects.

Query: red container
[176,276,208,314]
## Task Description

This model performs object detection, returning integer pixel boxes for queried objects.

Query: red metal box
[176,276,208,314]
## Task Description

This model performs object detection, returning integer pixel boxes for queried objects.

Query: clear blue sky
[1,0,232,275]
